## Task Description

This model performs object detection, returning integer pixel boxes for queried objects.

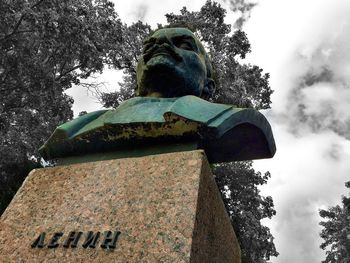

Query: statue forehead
[147,28,202,46]
[146,27,207,56]
[151,27,195,38]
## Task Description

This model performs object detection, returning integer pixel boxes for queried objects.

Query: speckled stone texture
[0,150,240,263]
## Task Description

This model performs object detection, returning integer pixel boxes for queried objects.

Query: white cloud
[301,82,350,125]
[113,0,206,26]
[246,0,350,262]
[255,127,350,262]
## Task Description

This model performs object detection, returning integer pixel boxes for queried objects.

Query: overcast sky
[66,0,350,262]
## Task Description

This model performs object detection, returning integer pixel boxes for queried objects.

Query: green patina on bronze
[136,28,215,99]
[39,28,276,163]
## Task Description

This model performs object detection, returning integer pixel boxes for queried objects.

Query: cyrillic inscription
[82,231,100,248]
[31,230,121,250]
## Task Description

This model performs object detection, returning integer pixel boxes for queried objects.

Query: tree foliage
[0,0,122,213]
[101,1,272,110]
[165,2,272,109]
[99,1,277,262]
[214,161,278,262]
[101,21,151,108]
[319,181,350,263]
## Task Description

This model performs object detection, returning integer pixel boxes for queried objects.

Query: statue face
[136,28,212,98]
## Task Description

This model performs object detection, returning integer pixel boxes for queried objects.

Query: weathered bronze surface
[39,28,276,163]
[136,28,214,99]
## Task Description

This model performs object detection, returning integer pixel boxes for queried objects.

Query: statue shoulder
[52,110,108,139]
[39,96,276,163]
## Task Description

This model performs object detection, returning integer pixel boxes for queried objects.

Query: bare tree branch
[31,0,47,9]
[55,64,82,81]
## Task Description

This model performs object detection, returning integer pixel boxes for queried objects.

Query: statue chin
[138,54,205,98]
[139,63,194,98]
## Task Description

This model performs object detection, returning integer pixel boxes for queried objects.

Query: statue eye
[143,43,153,53]
[143,38,155,53]
[178,42,194,51]
[174,40,194,51]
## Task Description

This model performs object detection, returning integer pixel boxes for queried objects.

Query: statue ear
[135,84,140,96]
[136,83,146,96]
[202,78,215,100]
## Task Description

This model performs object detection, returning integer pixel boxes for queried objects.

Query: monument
[0,27,275,262]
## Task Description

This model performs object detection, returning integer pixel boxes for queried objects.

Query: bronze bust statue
[39,28,276,164]
[136,28,214,99]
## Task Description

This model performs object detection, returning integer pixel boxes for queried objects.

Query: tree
[99,1,277,262]
[100,21,152,108]
[0,0,123,213]
[100,1,272,110]
[214,162,277,262]
[165,2,272,108]
[319,181,350,263]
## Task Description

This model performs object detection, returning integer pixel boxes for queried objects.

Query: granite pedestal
[0,150,240,262]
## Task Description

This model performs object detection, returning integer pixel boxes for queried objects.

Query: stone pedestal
[0,150,241,262]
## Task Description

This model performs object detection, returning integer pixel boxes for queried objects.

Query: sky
[66,0,350,262]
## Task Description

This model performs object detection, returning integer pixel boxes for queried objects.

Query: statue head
[136,27,215,99]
